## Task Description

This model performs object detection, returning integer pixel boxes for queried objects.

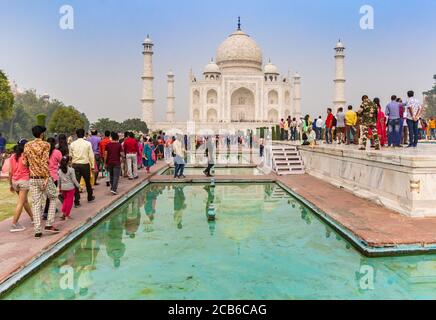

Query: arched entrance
[207,108,218,122]
[268,109,279,122]
[231,87,255,122]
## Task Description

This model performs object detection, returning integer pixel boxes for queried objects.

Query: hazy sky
[1,0,435,123]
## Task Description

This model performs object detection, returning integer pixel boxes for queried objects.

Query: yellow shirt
[69,138,95,168]
[345,110,357,126]
[429,119,436,129]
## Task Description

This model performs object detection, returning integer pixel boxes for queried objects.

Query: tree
[0,70,14,121]
[48,106,86,134]
[424,74,436,118]
[120,118,148,133]
[91,118,122,133]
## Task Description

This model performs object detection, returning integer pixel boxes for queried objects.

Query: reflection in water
[173,186,186,229]
[8,183,436,300]
[204,185,216,235]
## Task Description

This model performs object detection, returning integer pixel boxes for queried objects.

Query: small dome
[203,59,220,74]
[143,35,153,44]
[167,70,174,76]
[264,61,279,74]
[335,40,344,49]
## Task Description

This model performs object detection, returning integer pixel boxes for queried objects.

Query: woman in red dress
[374,98,387,147]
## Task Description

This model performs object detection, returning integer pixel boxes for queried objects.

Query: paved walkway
[0,161,167,285]
[277,174,436,247]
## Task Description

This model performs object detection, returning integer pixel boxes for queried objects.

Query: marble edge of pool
[2,172,436,297]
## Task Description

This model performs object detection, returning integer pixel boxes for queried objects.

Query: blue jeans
[325,128,332,144]
[407,119,419,147]
[174,163,185,177]
[431,128,436,140]
[387,119,401,146]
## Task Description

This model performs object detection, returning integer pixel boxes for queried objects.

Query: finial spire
[237,16,241,30]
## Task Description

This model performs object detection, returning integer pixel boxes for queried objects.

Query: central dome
[216,29,263,72]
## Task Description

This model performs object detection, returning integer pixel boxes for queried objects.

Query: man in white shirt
[70,128,95,206]
[315,116,323,140]
[405,90,423,148]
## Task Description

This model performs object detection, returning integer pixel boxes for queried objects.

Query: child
[58,156,81,220]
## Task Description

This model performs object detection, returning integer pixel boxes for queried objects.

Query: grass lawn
[0,180,16,222]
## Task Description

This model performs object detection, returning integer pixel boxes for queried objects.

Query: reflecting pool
[161,167,264,176]
[4,183,436,300]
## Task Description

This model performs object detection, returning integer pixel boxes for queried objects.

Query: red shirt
[100,137,111,157]
[123,137,139,154]
[326,113,334,129]
[105,142,123,166]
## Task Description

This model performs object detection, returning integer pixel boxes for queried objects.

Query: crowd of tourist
[279,90,429,150]
[1,126,191,237]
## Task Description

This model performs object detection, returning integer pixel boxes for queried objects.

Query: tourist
[279,119,285,140]
[345,105,357,145]
[0,132,6,153]
[23,126,60,237]
[385,95,401,147]
[8,139,33,232]
[259,138,264,157]
[290,118,298,141]
[172,136,185,178]
[374,98,387,147]
[164,135,172,163]
[87,130,101,186]
[69,128,95,207]
[99,130,111,187]
[283,118,289,141]
[358,95,380,151]
[57,133,69,156]
[315,116,323,141]
[143,137,156,174]
[336,107,346,144]
[120,132,129,177]
[43,137,62,220]
[429,117,436,140]
[124,131,139,180]
[58,156,81,220]
[137,135,144,169]
[105,132,124,195]
[204,136,215,177]
[396,98,407,145]
[325,108,333,144]
[406,90,423,148]
[419,118,427,140]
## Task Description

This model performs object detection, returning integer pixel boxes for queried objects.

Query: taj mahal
[141,19,310,134]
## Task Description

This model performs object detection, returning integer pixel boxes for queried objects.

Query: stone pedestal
[299,145,436,217]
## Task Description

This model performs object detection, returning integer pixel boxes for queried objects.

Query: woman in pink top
[8,140,33,233]
[43,137,63,219]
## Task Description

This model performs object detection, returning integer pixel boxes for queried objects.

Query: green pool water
[162,167,264,176]
[4,183,436,300]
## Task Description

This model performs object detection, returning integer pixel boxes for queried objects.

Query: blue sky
[0,0,435,122]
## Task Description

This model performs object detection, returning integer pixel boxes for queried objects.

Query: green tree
[91,118,122,133]
[48,106,86,134]
[424,75,436,118]
[0,70,14,121]
[120,118,148,133]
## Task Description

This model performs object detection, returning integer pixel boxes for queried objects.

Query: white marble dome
[264,61,279,74]
[216,30,263,70]
[203,59,220,74]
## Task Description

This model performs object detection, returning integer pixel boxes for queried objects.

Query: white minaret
[293,72,302,119]
[166,70,175,123]
[141,35,155,125]
[333,39,346,108]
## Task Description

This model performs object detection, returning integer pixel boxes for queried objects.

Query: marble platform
[299,144,436,217]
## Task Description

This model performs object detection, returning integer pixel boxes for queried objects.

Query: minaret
[333,39,346,108]
[293,72,302,119]
[166,70,175,123]
[141,35,155,125]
